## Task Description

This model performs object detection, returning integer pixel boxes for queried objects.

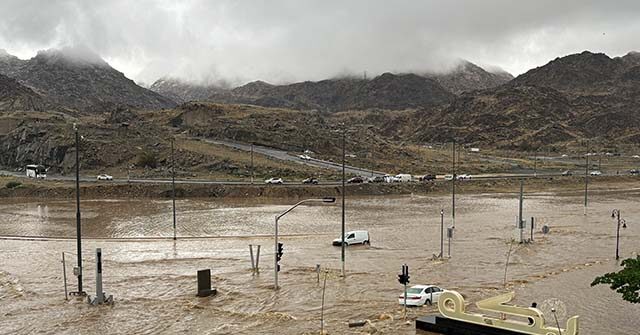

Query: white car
[590,171,602,176]
[398,285,444,306]
[457,174,471,180]
[298,154,311,160]
[265,177,284,184]
[332,230,370,246]
[633,155,640,159]
[444,174,454,181]
[97,174,113,181]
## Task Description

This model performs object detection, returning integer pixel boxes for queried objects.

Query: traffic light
[398,264,410,285]
[276,243,284,272]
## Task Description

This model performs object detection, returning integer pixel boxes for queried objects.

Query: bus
[26,164,47,179]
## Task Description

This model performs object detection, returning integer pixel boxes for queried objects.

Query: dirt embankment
[1,176,638,199]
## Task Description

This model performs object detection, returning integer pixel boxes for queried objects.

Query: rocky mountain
[0,74,48,111]
[0,48,176,111]
[149,78,226,104]
[207,73,455,111]
[152,60,507,110]
[413,51,640,148]
[425,60,514,94]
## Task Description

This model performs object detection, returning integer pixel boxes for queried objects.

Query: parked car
[332,230,370,246]
[444,174,454,181]
[395,174,412,182]
[633,155,640,159]
[630,169,639,175]
[265,177,284,184]
[420,174,436,181]
[302,177,319,184]
[298,154,311,160]
[347,176,365,184]
[456,174,471,180]
[590,171,602,176]
[561,170,573,176]
[97,174,113,181]
[398,285,444,306]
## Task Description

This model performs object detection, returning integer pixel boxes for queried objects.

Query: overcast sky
[1,0,640,86]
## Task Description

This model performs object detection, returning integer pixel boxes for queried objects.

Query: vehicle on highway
[25,164,47,179]
[385,175,400,182]
[456,174,471,180]
[369,176,385,183]
[302,177,319,184]
[630,169,639,175]
[298,154,311,160]
[265,177,284,184]
[633,155,640,159]
[332,230,369,246]
[419,174,436,181]
[444,174,454,181]
[395,174,412,182]
[398,285,444,306]
[561,170,573,176]
[347,176,365,183]
[561,154,568,158]
[97,174,113,181]
[590,171,602,176]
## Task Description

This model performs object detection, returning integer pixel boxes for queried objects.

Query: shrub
[6,181,22,189]
[137,151,158,169]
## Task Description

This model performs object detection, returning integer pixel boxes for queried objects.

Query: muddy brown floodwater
[1,188,639,334]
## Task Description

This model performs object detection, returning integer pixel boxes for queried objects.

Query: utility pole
[341,126,346,277]
[518,180,524,243]
[250,143,254,184]
[73,123,84,296]
[171,138,177,240]
[585,141,589,216]
[452,140,456,229]
[440,209,444,258]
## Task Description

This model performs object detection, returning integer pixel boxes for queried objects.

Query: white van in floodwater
[332,230,370,246]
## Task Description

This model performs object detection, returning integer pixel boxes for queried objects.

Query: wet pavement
[1,188,639,334]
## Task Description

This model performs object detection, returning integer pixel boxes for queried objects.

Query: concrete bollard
[197,269,217,297]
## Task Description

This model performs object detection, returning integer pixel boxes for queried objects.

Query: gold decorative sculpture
[437,290,579,335]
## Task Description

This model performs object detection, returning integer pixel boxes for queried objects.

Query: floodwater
[1,188,639,334]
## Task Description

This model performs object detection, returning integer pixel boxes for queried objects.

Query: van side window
[425,287,432,293]
[347,233,355,239]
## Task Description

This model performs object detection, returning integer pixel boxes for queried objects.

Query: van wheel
[342,242,348,246]
[364,240,370,245]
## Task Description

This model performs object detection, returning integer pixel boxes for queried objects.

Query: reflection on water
[0,190,639,334]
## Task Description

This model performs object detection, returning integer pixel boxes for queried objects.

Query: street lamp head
[611,212,615,218]
[622,220,627,229]
[322,197,336,203]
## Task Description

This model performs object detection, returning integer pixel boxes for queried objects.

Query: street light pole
[341,126,346,277]
[73,123,84,295]
[251,143,254,184]
[611,209,627,260]
[452,140,456,229]
[584,141,589,216]
[274,197,336,289]
[171,138,176,240]
[533,150,537,177]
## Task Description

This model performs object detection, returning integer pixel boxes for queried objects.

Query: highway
[198,137,387,177]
